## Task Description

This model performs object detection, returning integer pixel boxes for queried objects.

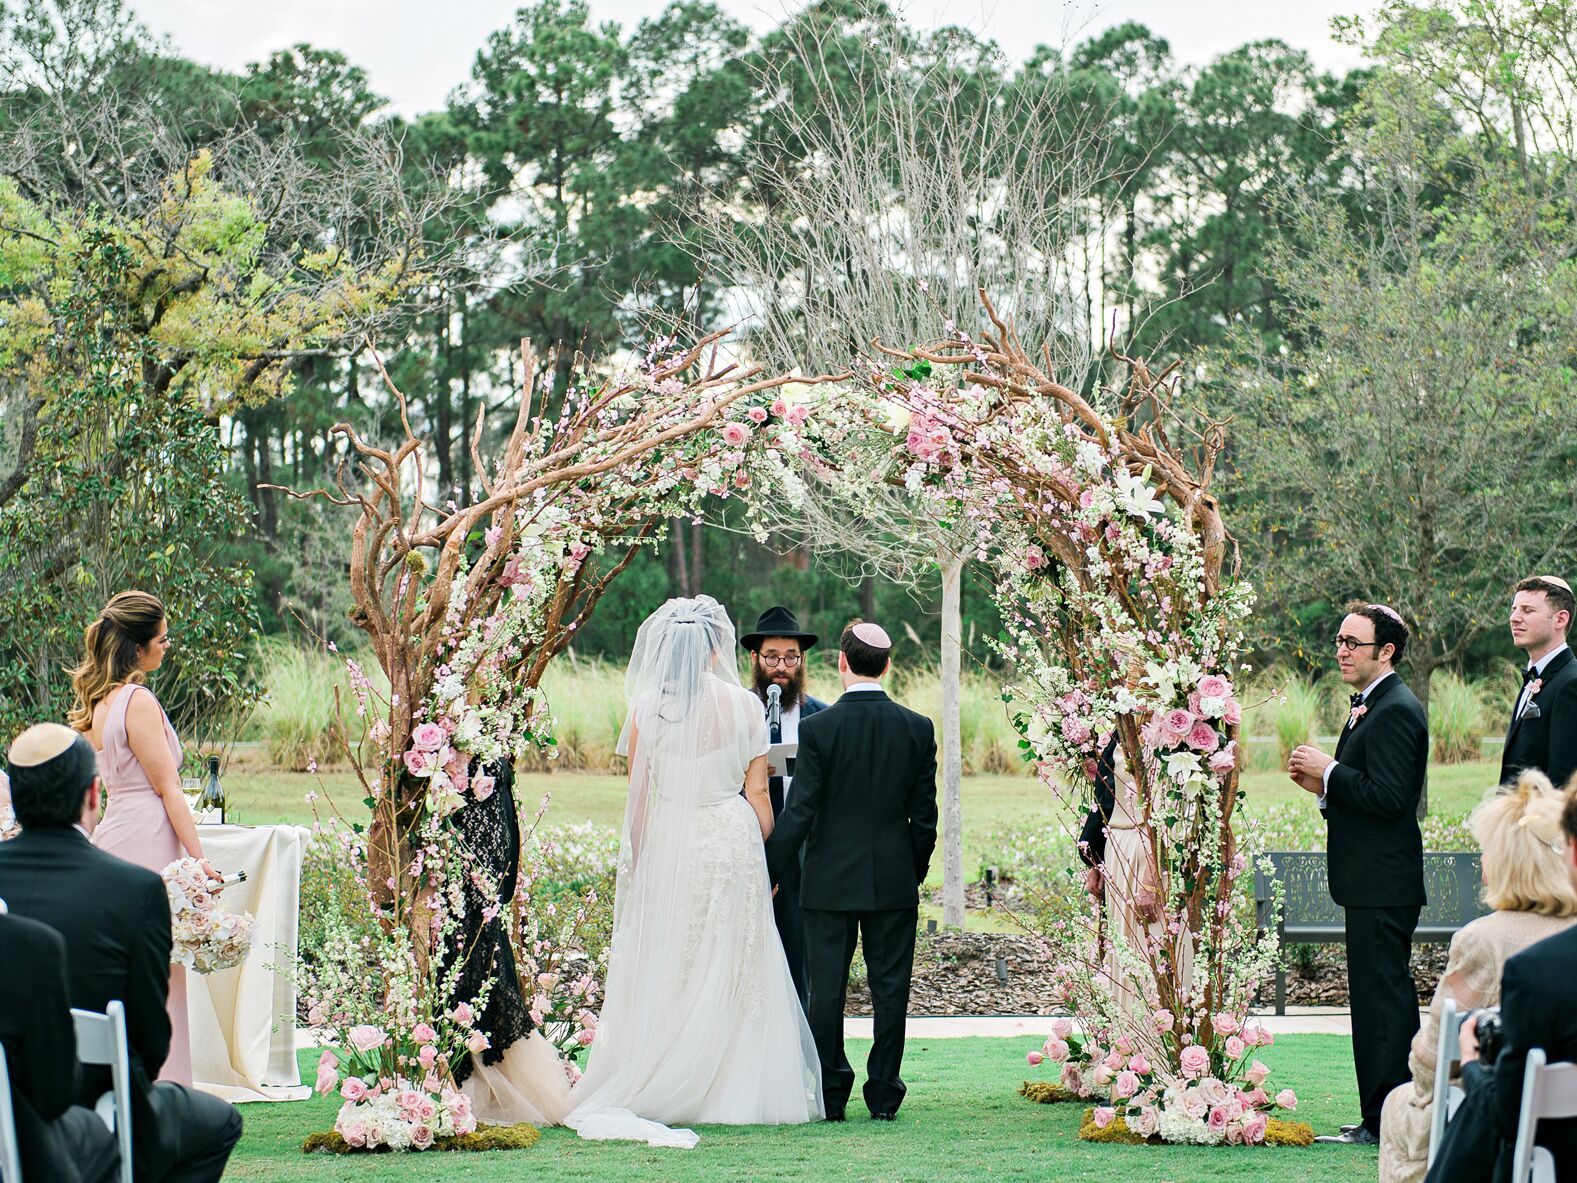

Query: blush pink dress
[92,682,191,1086]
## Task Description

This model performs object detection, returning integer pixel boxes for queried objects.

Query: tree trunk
[669,519,690,597]
[689,519,704,595]
[859,574,876,621]
[940,549,965,929]
[1411,652,1434,820]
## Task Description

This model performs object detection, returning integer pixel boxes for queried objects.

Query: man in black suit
[0,723,241,1183]
[0,902,120,1183]
[1287,603,1428,1146]
[1502,574,1577,791]
[741,605,829,1009]
[765,619,938,1122]
[1427,784,1577,1182]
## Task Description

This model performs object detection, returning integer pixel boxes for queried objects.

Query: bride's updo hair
[68,590,165,732]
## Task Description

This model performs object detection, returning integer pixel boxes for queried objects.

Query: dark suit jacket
[1323,672,1428,908]
[0,910,88,1183]
[1500,647,1577,791]
[0,825,173,1178]
[1076,735,1121,869]
[1436,926,1577,1183]
[764,688,939,911]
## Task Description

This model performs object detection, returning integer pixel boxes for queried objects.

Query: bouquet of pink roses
[161,857,255,974]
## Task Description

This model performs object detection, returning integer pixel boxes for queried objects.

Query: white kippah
[1533,575,1573,594]
[8,722,80,767]
[852,622,892,649]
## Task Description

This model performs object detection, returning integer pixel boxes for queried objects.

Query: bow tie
[1349,692,1364,708]
[1524,666,1540,685]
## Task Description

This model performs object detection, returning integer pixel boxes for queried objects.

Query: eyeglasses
[759,654,802,669]
[1333,636,1379,653]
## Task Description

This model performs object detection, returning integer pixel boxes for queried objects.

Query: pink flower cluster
[904,414,952,461]
[1141,673,1241,774]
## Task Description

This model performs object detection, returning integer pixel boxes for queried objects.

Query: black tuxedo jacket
[0,909,88,1183]
[0,825,173,1177]
[764,688,938,911]
[1500,647,1577,791]
[1323,673,1428,909]
[1448,926,1577,1183]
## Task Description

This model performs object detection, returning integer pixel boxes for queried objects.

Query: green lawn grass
[228,1036,1373,1182]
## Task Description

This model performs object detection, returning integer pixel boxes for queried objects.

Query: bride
[564,596,823,1147]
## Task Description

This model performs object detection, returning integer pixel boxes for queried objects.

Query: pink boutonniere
[1528,678,1544,698]
[1348,704,1368,728]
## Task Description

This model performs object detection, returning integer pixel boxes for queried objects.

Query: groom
[765,620,938,1122]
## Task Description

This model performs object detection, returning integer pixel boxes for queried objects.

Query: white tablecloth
[188,823,311,1103]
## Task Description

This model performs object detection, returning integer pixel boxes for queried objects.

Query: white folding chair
[0,1042,21,1183]
[70,1004,132,1183]
[1428,996,1470,1166]
[1512,1047,1577,1183]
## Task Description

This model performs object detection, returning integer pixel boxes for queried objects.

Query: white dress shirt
[1319,670,1396,806]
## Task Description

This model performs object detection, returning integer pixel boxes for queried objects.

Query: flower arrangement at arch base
[1020,1015,1315,1146]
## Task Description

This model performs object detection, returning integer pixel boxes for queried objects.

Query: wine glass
[181,777,202,814]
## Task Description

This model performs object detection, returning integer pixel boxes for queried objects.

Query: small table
[187,823,311,1102]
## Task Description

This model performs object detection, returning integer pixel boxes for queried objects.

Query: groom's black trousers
[802,905,917,1117]
[1346,904,1420,1135]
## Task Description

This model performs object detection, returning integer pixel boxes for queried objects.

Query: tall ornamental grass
[250,641,389,770]
[1429,670,1489,764]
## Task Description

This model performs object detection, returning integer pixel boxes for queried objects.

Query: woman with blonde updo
[72,589,222,1087]
[1378,771,1577,1182]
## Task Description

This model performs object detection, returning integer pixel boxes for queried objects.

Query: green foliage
[1429,669,1490,763]
[0,232,261,743]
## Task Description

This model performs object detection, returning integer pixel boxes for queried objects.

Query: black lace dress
[445,762,534,1085]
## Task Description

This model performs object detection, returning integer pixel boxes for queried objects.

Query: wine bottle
[198,755,226,824]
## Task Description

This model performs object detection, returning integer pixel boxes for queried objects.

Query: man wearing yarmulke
[1287,602,1429,1146]
[765,619,938,1123]
[1502,575,1577,791]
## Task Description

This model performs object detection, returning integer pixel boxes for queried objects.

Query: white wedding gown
[564,674,824,1147]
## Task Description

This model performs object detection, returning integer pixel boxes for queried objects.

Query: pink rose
[1026,1050,1044,1066]
[402,748,438,777]
[576,1028,596,1046]
[467,1031,490,1054]
[1225,1035,1246,1060]
[410,1124,436,1150]
[417,1045,437,1068]
[1127,1054,1150,1075]
[411,722,446,751]
[1044,1037,1069,1062]
[1187,720,1220,752]
[1222,698,1242,725]
[1275,1089,1298,1110]
[529,1008,544,1026]
[1198,675,1231,700]
[471,773,495,801]
[1103,1048,1124,1071]
[1252,1025,1275,1047]
[1129,1105,1159,1137]
[1025,546,1046,570]
[314,1063,338,1095]
[1242,1111,1269,1143]
[1207,1105,1230,1133]
[770,399,788,417]
[1209,744,1237,773]
[747,406,768,423]
[418,1097,437,1121]
[1113,1070,1139,1099]
[1152,1009,1175,1031]
[449,1002,475,1026]
[1092,1106,1116,1129]
[1060,1063,1084,1094]
[1198,1077,1231,1107]
[906,429,928,454]
[348,1025,387,1052]
[1179,1044,1210,1078]
[339,1119,367,1147]
[340,1077,369,1102]
[1051,1017,1074,1039]
[412,1022,437,1045]
[1213,1013,1239,1036]
[453,1112,478,1136]
[1091,1064,1114,1088]
[1245,1059,1270,1086]
[1242,1087,1269,1107]
[721,422,750,447]
[1163,708,1195,737]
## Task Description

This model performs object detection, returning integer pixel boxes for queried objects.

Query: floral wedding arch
[293,293,1303,1149]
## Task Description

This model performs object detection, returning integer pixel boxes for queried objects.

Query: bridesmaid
[70,589,222,1088]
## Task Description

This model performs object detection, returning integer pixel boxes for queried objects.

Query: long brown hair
[68,590,165,732]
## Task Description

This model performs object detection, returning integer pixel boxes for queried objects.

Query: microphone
[765,683,782,732]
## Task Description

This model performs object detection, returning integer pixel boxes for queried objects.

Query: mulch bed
[845,928,1448,1016]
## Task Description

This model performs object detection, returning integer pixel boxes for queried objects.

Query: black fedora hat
[740,605,818,651]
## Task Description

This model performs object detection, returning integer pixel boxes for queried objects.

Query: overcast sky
[125,0,1380,116]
